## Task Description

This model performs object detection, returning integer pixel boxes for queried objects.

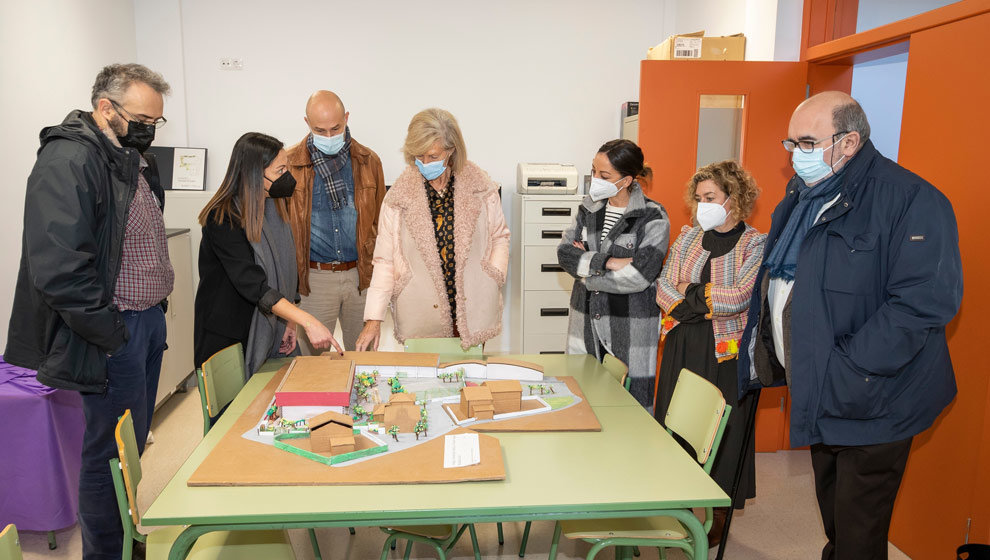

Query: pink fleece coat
[364,161,510,349]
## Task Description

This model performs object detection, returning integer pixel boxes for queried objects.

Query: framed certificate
[171,147,207,190]
[146,146,208,190]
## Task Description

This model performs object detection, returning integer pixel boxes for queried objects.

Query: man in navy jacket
[738,91,962,559]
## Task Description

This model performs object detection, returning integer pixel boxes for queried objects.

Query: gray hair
[90,63,171,108]
[832,99,870,144]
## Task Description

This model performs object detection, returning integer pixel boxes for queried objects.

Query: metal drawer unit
[510,193,584,354]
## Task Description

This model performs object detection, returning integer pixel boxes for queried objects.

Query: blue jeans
[78,306,166,560]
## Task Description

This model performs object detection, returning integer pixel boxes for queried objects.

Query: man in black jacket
[5,64,174,560]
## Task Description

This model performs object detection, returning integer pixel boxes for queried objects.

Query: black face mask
[266,171,297,198]
[118,119,156,153]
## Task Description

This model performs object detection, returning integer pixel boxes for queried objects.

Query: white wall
[150,0,665,191]
[851,52,908,161]
[0,0,137,346]
[855,0,957,32]
[664,0,801,61]
[134,0,669,351]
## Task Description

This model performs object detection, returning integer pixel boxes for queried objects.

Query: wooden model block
[330,435,356,455]
[460,386,494,418]
[275,357,355,407]
[372,403,386,424]
[474,404,495,420]
[309,410,354,453]
[483,380,523,414]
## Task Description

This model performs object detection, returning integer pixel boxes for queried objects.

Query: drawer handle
[542,208,572,217]
[540,264,565,273]
[539,351,566,355]
[541,230,563,239]
[540,308,569,317]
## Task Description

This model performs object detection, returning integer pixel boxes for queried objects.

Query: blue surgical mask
[416,158,446,181]
[312,131,345,155]
[791,134,847,184]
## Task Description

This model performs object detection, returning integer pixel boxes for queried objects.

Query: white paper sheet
[443,433,480,468]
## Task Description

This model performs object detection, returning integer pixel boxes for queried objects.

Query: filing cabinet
[510,193,585,354]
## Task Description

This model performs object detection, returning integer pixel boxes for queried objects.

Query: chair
[195,344,346,558]
[516,353,633,557]
[602,353,632,391]
[196,343,249,437]
[111,409,296,560]
[384,337,493,555]
[379,524,481,560]
[0,524,22,560]
[404,337,483,356]
[547,368,732,560]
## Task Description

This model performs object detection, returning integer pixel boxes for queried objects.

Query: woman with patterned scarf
[654,159,766,546]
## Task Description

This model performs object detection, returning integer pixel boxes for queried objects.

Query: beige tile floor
[17,380,911,560]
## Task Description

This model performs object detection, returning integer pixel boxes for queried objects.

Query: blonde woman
[654,160,765,544]
[356,109,510,350]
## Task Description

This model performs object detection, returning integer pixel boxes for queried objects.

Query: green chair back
[404,337,483,356]
[664,368,731,472]
[198,343,248,434]
[0,524,22,560]
[602,354,629,388]
[113,409,144,528]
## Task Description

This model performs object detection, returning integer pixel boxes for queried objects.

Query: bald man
[737,91,962,559]
[286,91,386,352]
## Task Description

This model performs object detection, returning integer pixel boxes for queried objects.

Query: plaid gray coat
[557,186,670,407]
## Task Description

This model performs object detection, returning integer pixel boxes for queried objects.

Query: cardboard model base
[187,366,505,486]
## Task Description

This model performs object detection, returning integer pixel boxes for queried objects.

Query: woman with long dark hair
[194,132,341,376]
[557,139,670,407]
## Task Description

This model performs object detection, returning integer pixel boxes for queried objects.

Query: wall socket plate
[219,57,243,71]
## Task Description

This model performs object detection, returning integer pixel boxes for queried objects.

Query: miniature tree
[352,404,369,421]
[387,424,400,441]
[456,368,465,382]
[413,420,425,440]
[389,377,405,394]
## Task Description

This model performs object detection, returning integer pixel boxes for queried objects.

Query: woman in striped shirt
[557,139,670,408]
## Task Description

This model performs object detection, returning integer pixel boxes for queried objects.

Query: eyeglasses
[781,131,848,153]
[110,100,167,129]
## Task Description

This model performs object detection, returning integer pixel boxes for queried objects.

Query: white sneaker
[146,430,155,445]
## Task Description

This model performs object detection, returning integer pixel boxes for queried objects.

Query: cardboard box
[647,31,745,61]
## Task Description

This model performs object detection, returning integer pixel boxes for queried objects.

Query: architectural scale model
[244,352,581,467]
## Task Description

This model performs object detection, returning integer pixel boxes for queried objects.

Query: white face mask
[589,177,627,202]
[696,199,729,231]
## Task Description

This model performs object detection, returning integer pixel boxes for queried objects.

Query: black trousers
[810,437,913,560]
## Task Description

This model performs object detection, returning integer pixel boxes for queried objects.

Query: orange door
[639,60,808,450]
[889,12,990,556]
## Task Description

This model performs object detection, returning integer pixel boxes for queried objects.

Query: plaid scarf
[306,128,352,210]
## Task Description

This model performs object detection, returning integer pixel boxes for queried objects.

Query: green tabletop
[142,355,728,559]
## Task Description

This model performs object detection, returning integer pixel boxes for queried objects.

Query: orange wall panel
[891,12,990,558]
[639,61,808,450]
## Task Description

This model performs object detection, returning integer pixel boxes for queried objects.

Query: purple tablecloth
[0,357,84,531]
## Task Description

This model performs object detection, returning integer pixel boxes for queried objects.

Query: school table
[142,354,729,560]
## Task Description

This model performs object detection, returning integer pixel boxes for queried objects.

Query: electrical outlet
[219,57,233,70]
[231,58,244,70]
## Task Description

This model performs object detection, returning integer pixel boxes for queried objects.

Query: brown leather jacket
[286,135,386,294]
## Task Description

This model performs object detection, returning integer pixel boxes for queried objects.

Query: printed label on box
[673,37,702,59]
